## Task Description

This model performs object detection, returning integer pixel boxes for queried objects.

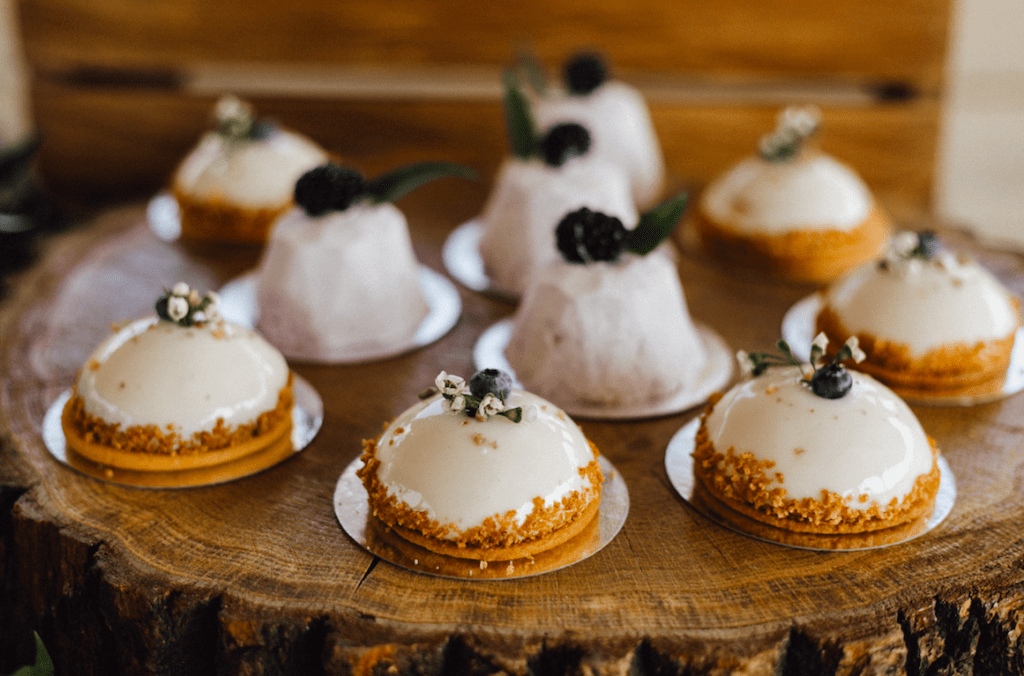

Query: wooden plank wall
[16,0,951,219]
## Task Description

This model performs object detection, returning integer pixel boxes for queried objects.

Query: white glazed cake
[694,361,939,535]
[256,201,429,361]
[172,96,329,245]
[534,80,665,209]
[506,249,707,410]
[358,370,603,560]
[691,106,891,283]
[62,284,293,474]
[700,153,875,235]
[817,233,1021,395]
[478,156,637,295]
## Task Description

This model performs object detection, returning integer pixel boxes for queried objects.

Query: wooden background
[15,0,951,221]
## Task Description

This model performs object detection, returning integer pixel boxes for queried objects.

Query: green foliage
[9,633,53,676]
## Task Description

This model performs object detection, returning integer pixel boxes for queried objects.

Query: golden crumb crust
[691,205,892,284]
[173,187,289,245]
[62,375,293,472]
[357,437,604,559]
[691,399,940,535]
[816,303,1019,396]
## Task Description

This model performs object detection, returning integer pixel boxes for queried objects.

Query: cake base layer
[691,206,891,284]
[386,498,602,562]
[692,418,941,535]
[816,305,1017,397]
[173,189,287,245]
[62,396,293,473]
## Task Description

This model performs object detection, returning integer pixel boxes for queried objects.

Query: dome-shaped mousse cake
[357,369,604,561]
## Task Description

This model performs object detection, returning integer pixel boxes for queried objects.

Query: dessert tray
[217,267,462,363]
[441,218,519,302]
[333,455,629,580]
[781,292,1024,406]
[41,373,323,489]
[472,319,733,420]
[664,418,956,551]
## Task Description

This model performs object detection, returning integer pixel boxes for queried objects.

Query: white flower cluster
[737,332,864,378]
[215,95,256,139]
[810,332,865,367]
[433,371,529,423]
[758,105,821,162]
[161,282,221,326]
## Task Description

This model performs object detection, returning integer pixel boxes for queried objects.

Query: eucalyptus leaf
[502,70,536,159]
[365,162,477,204]
[625,191,689,256]
[515,50,548,95]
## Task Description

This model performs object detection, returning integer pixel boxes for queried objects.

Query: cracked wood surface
[3,182,1024,675]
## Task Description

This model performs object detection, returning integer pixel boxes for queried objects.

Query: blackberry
[564,53,607,95]
[913,231,941,259]
[293,163,367,216]
[469,368,514,403]
[555,207,628,264]
[809,363,852,399]
[539,123,591,167]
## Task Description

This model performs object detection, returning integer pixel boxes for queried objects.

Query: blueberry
[469,368,513,402]
[810,364,853,399]
[564,53,607,95]
[293,163,367,217]
[539,123,591,167]
[914,231,941,259]
[154,295,170,321]
[246,118,277,141]
[555,207,628,264]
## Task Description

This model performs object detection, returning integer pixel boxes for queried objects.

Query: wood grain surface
[2,179,1024,675]
[16,0,951,213]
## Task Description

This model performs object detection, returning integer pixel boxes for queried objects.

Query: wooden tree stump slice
[3,183,1024,675]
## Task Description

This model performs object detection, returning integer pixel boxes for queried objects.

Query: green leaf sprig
[626,191,689,256]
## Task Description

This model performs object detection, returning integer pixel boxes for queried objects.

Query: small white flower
[171,282,190,297]
[811,332,829,353]
[780,105,820,137]
[444,394,466,414]
[434,371,466,396]
[167,296,189,322]
[476,393,502,421]
[736,350,753,376]
[845,336,866,364]
[215,95,249,121]
[892,231,918,258]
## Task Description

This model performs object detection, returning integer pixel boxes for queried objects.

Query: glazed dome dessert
[61,284,293,476]
[532,52,665,209]
[257,161,471,362]
[478,86,637,295]
[691,106,891,283]
[172,96,329,245]
[693,336,940,536]
[357,369,604,561]
[816,231,1021,397]
[505,196,706,410]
